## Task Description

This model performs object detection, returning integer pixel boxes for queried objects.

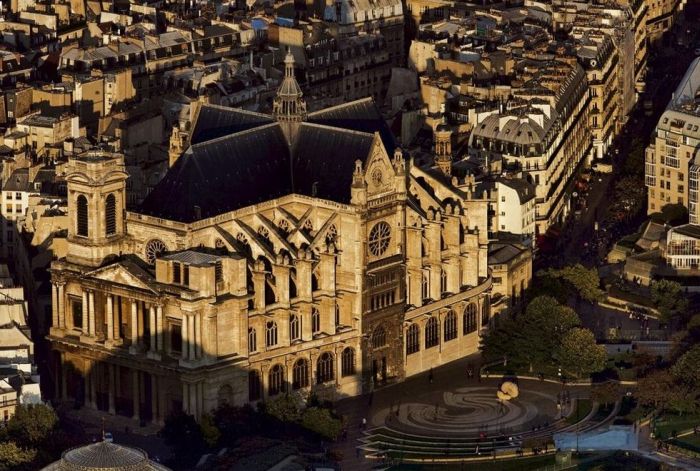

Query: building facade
[48,53,496,424]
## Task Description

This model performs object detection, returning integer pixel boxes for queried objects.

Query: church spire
[434,123,452,177]
[273,49,307,124]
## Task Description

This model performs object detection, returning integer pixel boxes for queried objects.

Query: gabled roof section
[85,260,158,294]
[308,97,396,153]
[292,123,375,204]
[140,124,292,222]
[190,104,274,145]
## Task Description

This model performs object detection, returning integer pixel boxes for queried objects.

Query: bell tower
[66,151,129,267]
[434,124,452,176]
[273,49,307,143]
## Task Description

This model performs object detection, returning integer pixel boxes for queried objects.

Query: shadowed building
[48,51,495,424]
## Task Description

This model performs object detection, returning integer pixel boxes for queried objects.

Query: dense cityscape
[0,0,698,469]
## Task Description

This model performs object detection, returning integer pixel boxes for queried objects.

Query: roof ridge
[307,96,375,117]
[299,121,375,138]
[199,103,272,120]
[190,122,281,149]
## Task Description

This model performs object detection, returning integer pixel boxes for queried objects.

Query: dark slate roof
[308,98,396,153]
[140,124,291,222]
[292,124,374,204]
[190,105,274,145]
[4,168,30,192]
[140,98,395,223]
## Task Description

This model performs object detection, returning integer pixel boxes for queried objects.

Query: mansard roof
[139,98,394,223]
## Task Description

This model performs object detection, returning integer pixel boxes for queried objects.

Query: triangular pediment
[85,263,158,294]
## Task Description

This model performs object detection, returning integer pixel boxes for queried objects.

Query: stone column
[156,305,164,352]
[182,382,190,414]
[188,315,196,361]
[108,363,116,415]
[58,284,66,328]
[129,301,138,354]
[132,369,140,421]
[195,313,202,359]
[60,353,67,400]
[181,315,189,361]
[148,305,156,353]
[151,375,159,425]
[137,302,144,344]
[51,284,59,329]
[106,295,114,342]
[196,382,203,422]
[82,291,89,333]
[88,290,96,337]
[89,367,96,409]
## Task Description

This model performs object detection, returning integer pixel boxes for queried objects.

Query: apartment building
[645,57,700,220]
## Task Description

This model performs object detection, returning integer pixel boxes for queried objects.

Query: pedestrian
[361,417,367,430]
[429,367,434,384]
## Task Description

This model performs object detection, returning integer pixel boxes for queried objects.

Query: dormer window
[183,265,190,286]
[215,261,222,283]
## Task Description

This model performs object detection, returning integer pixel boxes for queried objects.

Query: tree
[161,412,206,464]
[557,328,607,379]
[213,404,260,446]
[636,370,676,410]
[481,296,581,373]
[671,345,700,388]
[591,381,623,408]
[264,393,304,423]
[199,414,221,448]
[543,264,604,303]
[300,407,342,441]
[0,442,36,471]
[5,404,57,448]
[651,280,689,323]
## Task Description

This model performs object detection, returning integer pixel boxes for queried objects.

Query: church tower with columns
[273,49,307,143]
[434,123,453,177]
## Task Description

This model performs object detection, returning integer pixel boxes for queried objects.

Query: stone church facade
[48,52,493,424]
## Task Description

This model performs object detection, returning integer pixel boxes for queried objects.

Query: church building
[48,51,493,424]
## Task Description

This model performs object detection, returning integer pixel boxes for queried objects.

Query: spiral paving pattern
[383,386,560,435]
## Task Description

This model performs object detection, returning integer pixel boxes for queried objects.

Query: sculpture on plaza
[496,381,519,401]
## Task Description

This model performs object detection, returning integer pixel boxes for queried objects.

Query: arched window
[422,272,429,299]
[105,193,116,236]
[444,310,457,341]
[268,364,285,396]
[248,327,257,353]
[316,352,334,384]
[425,317,439,348]
[289,314,300,341]
[76,195,88,237]
[481,298,491,326]
[371,325,386,348]
[341,347,355,377]
[464,303,477,334]
[440,269,448,294]
[312,308,320,334]
[406,323,420,355]
[293,358,309,389]
[265,321,278,347]
[248,370,261,401]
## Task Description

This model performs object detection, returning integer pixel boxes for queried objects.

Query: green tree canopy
[591,381,623,408]
[557,328,607,379]
[481,296,581,372]
[542,264,604,303]
[671,345,700,388]
[0,442,36,471]
[636,370,676,409]
[264,393,304,423]
[300,407,342,441]
[5,404,57,448]
[651,279,689,323]
[161,412,206,464]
